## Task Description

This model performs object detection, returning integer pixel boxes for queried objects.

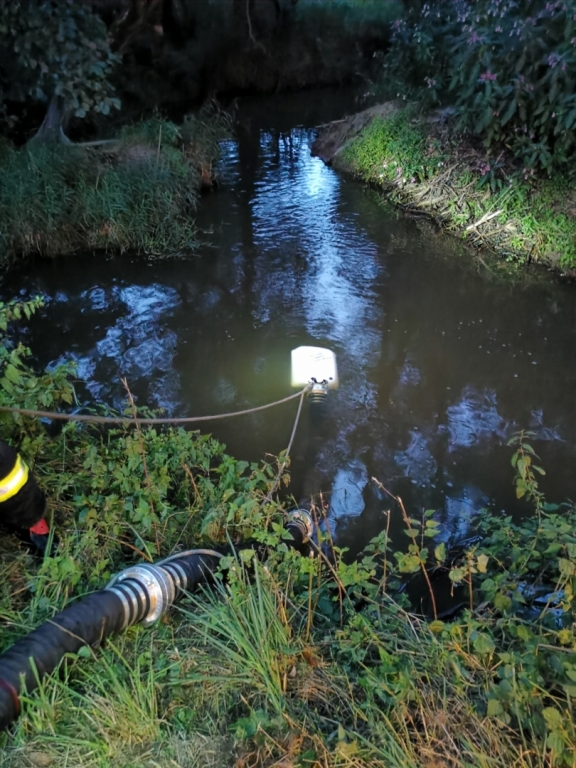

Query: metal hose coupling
[308,379,330,403]
[286,509,314,543]
[106,563,177,629]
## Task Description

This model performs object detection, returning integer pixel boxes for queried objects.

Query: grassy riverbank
[0,112,228,269]
[313,104,576,274]
[1,298,576,768]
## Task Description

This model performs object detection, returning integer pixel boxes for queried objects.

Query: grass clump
[332,106,576,270]
[0,111,229,267]
[1,298,576,767]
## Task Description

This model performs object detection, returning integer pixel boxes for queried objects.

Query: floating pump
[291,346,338,403]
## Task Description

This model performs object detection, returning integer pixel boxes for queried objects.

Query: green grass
[3,536,576,768]
[335,107,576,270]
[0,112,229,267]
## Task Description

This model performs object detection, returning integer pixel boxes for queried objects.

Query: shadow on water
[3,89,576,555]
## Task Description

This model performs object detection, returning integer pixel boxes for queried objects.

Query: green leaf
[397,553,421,574]
[4,363,21,384]
[516,624,532,642]
[449,566,466,583]
[476,554,489,573]
[565,108,576,129]
[516,457,527,480]
[559,558,575,577]
[473,633,495,655]
[434,542,446,564]
[500,99,517,126]
[487,698,504,717]
[543,707,563,731]
[548,730,566,753]
[494,592,512,611]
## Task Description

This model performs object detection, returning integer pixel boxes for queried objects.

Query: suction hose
[0,511,314,731]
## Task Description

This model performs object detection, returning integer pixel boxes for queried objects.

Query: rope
[262,385,308,505]
[0,386,311,426]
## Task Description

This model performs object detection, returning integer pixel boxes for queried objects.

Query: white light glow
[291,346,339,389]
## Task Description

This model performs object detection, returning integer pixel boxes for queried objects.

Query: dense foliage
[0,298,575,767]
[0,297,282,601]
[385,0,576,173]
[95,0,401,112]
[0,0,120,123]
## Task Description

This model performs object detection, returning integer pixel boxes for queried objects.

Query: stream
[3,89,576,557]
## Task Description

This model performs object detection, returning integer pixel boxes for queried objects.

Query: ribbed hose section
[0,512,314,731]
[0,590,126,730]
[161,553,221,596]
[0,554,223,730]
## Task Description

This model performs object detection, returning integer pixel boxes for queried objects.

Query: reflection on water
[3,90,575,552]
[446,387,508,450]
[47,283,181,411]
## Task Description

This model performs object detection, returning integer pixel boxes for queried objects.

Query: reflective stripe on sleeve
[0,455,29,502]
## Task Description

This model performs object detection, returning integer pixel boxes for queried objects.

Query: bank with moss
[313,103,576,275]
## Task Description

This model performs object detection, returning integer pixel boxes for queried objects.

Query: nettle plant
[386,0,576,173]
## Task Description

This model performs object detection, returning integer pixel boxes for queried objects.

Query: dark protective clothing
[0,440,51,554]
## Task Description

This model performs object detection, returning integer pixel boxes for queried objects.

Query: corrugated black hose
[0,511,313,731]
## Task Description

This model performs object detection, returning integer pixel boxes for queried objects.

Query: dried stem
[372,477,438,620]
[379,508,391,595]
[182,462,200,499]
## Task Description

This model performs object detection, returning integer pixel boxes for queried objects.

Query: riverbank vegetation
[0,112,229,268]
[1,301,575,767]
[0,0,401,144]
[316,0,576,272]
[0,0,399,270]
[320,105,576,270]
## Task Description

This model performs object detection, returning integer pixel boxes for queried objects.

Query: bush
[0,297,281,601]
[0,0,120,123]
[384,0,576,173]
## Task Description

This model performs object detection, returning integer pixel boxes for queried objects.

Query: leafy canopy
[385,0,576,173]
[0,0,120,119]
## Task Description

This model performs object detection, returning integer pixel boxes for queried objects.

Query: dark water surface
[4,91,576,553]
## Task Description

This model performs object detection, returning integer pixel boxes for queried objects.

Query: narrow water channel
[4,90,576,554]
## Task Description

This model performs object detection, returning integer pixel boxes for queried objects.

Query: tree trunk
[30,96,72,145]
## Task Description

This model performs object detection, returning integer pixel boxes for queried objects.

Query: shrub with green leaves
[0,298,282,613]
[385,0,576,173]
[0,0,120,121]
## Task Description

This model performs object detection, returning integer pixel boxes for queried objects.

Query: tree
[0,0,120,140]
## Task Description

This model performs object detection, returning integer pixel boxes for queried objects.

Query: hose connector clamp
[107,564,176,627]
[286,509,314,543]
[308,380,329,403]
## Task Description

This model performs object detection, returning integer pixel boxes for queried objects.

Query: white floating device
[291,346,338,401]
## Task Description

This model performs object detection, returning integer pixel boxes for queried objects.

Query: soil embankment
[312,102,576,276]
